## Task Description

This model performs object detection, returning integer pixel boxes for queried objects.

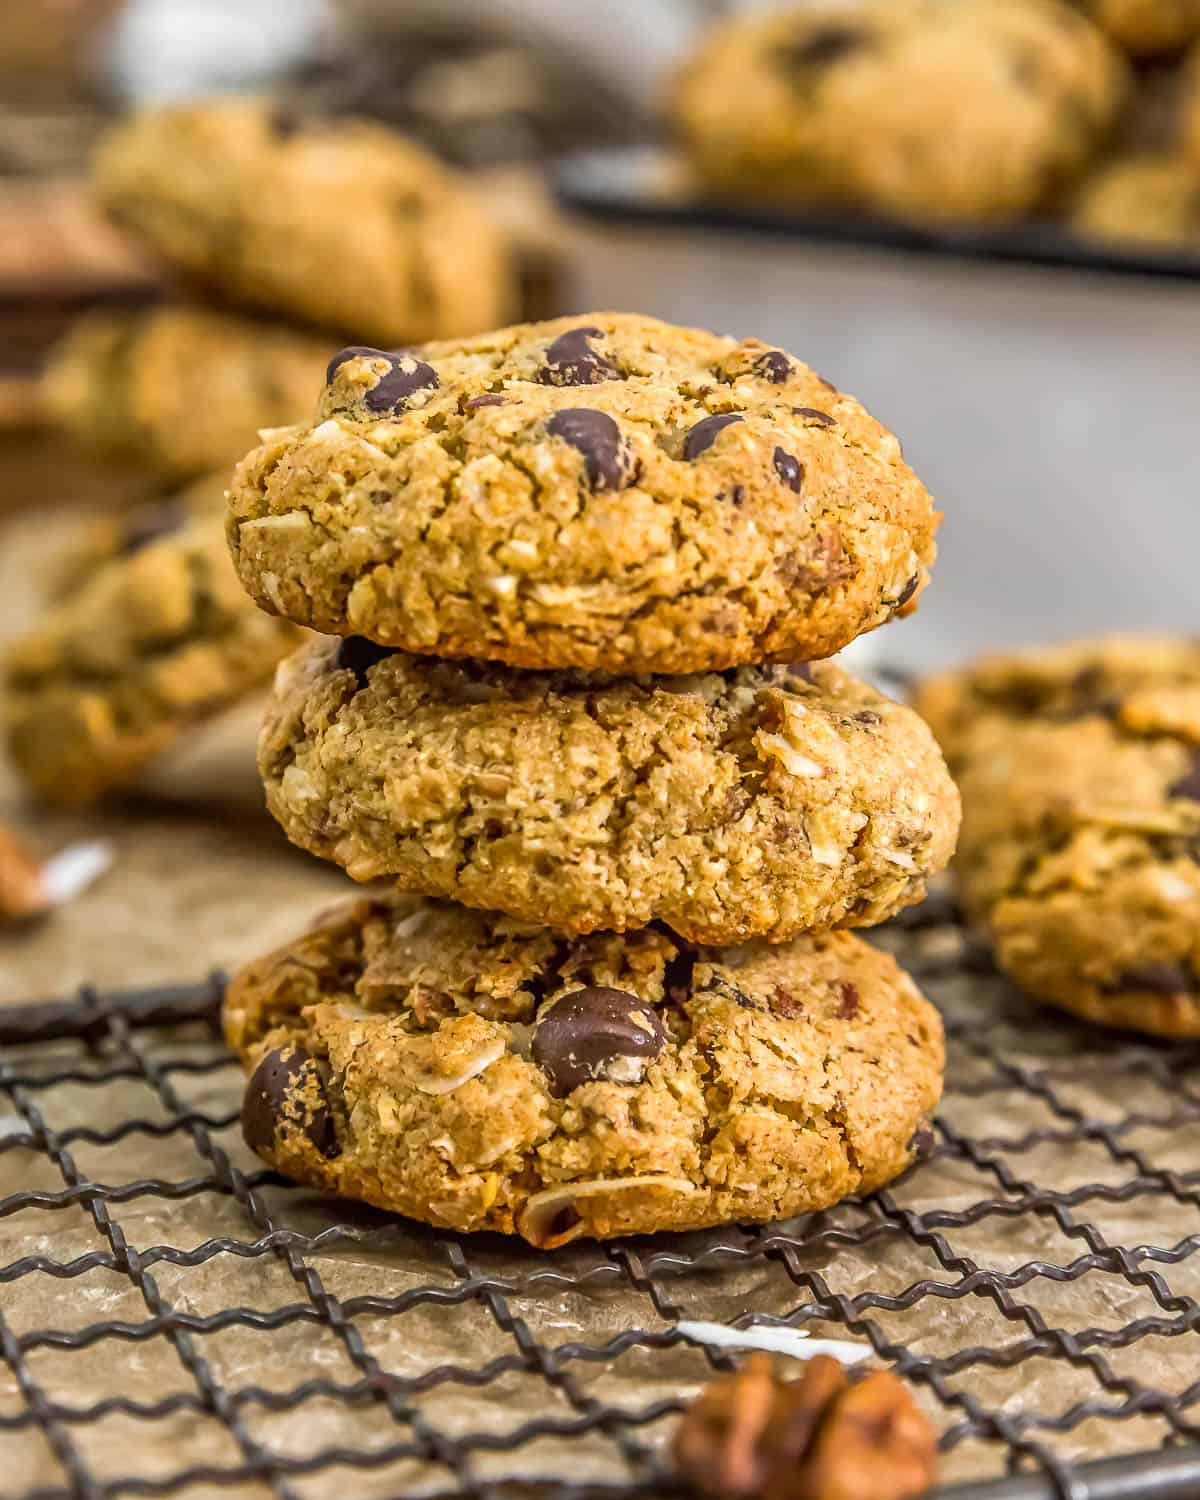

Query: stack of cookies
[222,312,961,1248]
[43,96,514,487]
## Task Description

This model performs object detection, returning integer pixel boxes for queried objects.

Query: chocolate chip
[119,500,186,556]
[1169,751,1200,802]
[546,408,636,491]
[538,326,622,386]
[242,1046,338,1157]
[722,484,746,506]
[268,105,306,140]
[335,636,398,688]
[773,447,803,493]
[893,574,921,608]
[1107,962,1195,996]
[836,982,860,1020]
[325,346,439,412]
[532,986,667,1096]
[467,394,506,408]
[908,1124,936,1159]
[786,25,872,67]
[683,412,743,460]
[754,351,793,383]
[791,407,836,426]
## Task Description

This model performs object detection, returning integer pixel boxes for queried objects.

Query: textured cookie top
[225,897,944,1245]
[227,312,938,673]
[43,304,331,481]
[5,514,303,806]
[672,0,1129,223]
[94,98,513,344]
[260,640,959,943]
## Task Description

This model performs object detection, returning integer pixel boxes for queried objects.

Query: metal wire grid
[4,909,1200,1500]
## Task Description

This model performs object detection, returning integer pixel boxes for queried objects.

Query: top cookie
[93,98,514,345]
[226,313,938,674]
[672,0,1128,224]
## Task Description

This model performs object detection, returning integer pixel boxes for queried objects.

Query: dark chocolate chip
[791,406,836,426]
[532,986,667,1096]
[119,500,186,556]
[466,394,506,408]
[785,25,873,67]
[722,484,746,506]
[268,105,306,140]
[683,412,743,460]
[893,574,921,608]
[1168,751,1200,802]
[325,346,439,412]
[836,982,860,1020]
[538,326,622,386]
[773,447,804,493]
[546,408,636,491]
[335,636,398,688]
[242,1046,338,1158]
[1107,962,1195,996]
[754,350,793,383]
[908,1124,936,1159]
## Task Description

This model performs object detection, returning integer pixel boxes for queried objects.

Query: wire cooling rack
[4,901,1200,1500]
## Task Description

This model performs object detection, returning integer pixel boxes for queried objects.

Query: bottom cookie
[224,899,944,1246]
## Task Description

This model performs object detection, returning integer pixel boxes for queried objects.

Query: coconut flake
[758,732,825,778]
[240,511,309,532]
[674,1320,871,1364]
[518,1175,695,1249]
[411,1037,505,1096]
[878,847,918,872]
[39,841,113,906]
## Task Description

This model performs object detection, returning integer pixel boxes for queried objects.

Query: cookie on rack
[5,514,303,806]
[1069,153,1200,245]
[224,896,944,1245]
[43,304,332,481]
[260,639,959,944]
[918,636,1200,1038]
[94,98,514,345]
[672,0,1129,223]
[226,313,940,674]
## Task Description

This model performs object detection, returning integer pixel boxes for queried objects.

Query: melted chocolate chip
[546,408,636,491]
[1168,751,1200,802]
[683,412,744,460]
[326,345,383,383]
[791,406,836,426]
[325,346,439,412]
[242,1046,338,1157]
[754,350,794,383]
[119,501,186,556]
[538,326,622,386]
[785,25,873,68]
[836,982,860,1020]
[908,1124,936,1159]
[773,447,804,493]
[1107,962,1195,996]
[335,636,398,688]
[893,574,921,608]
[532,987,667,1096]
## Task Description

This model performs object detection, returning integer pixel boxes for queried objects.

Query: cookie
[94,98,514,345]
[226,313,939,674]
[5,514,304,807]
[224,897,944,1244]
[1070,153,1200,243]
[918,637,1200,1038]
[1183,42,1200,163]
[672,0,1129,224]
[43,305,331,481]
[1077,0,1200,57]
[260,640,959,944]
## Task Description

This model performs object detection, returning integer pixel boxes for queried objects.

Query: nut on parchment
[672,1353,936,1500]
[0,822,50,922]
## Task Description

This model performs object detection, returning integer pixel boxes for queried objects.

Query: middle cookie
[261,639,960,944]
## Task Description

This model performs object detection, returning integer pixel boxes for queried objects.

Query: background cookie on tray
[226,313,939,673]
[224,896,945,1246]
[259,638,960,944]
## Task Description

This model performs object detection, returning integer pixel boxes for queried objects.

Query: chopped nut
[673,1354,936,1500]
[0,823,50,922]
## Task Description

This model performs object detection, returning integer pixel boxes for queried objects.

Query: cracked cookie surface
[5,514,304,806]
[672,0,1128,224]
[260,640,959,943]
[43,305,332,482]
[94,98,513,345]
[224,897,944,1245]
[918,636,1200,1037]
[226,312,939,673]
